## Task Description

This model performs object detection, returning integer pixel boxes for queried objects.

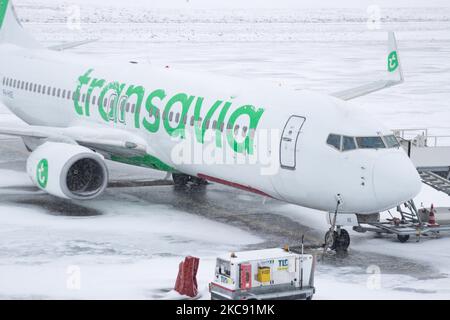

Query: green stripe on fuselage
[0,0,9,30]
[110,154,175,172]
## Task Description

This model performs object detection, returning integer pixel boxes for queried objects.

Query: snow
[0,201,261,299]
[1,0,450,299]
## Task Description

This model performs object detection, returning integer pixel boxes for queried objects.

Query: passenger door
[280,116,306,170]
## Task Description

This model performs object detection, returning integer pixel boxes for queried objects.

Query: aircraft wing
[48,39,99,51]
[331,32,404,101]
[0,125,148,158]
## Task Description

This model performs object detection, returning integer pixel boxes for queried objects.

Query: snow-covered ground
[1,0,450,299]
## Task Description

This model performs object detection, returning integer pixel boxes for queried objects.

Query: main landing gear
[172,173,208,187]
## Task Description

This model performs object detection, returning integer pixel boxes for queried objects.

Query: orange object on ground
[174,256,200,297]
[428,204,440,227]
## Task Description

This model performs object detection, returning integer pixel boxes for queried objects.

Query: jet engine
[26,142,109,200]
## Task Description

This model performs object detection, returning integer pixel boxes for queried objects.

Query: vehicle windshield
[216,259,231,277]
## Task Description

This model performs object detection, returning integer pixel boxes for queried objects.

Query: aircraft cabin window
[47,87,51,95]
[62,90,66,99]
[42,85,46,94]
[52,88,56,96]
[67,91,71,100]
[212,121,217,130]
[175,113,180,123]
[384,135,400,148]
[220,123,224,132]
[21,82,25,90]
[169,112,173,121]
[356,136,386,149]
[190,116,195,126]
[327,134,341,151]
[342,136,357,151]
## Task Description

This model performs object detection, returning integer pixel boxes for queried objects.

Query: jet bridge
[394,128,450,196]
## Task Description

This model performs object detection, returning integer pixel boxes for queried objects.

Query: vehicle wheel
[324,230,337,251]
[172,173,190,186]
[335,229,350,252]
[397,234,410,243]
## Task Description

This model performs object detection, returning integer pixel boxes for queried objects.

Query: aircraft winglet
[331,31,404,101]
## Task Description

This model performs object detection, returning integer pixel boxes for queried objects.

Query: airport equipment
[209,247,315,300]
[353,201,450,242]
[395,128,450,196]
[175,256,200,298]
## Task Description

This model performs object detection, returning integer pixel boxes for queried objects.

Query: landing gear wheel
[172,173,190,186]
[335,229,350,252]
[397,234,410,243]
[191,177,208,186]
[324,230,338,251]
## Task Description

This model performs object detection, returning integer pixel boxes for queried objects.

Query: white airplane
[0,1,421,251]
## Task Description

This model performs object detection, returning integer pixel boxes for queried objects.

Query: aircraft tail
[0,0,41,48]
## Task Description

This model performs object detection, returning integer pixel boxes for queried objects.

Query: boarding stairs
[419,171,450,196]
[394,128,450,196]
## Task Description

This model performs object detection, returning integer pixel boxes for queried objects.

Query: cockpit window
[342,136,357,151]
[356,136,386,149]
[327,134,341,150]
[384,135,400,148]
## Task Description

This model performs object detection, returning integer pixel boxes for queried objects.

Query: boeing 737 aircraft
[0,0,422,251]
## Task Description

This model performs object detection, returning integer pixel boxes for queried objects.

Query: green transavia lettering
[74,69,265,155]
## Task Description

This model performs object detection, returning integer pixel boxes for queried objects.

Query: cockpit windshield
[356,137,386,149]
[327,134,400,151]
[384,135,400,148]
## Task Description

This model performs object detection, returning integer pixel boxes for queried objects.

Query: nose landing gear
[324,228,350,252]
[323,195,351,253]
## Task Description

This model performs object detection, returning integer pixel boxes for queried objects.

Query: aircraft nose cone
[373,152,422,210]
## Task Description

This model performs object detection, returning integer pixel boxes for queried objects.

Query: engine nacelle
[27,142,109,200]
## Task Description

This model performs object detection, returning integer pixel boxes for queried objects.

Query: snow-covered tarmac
[1,0,450,299]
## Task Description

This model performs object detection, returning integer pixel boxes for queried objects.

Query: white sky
[35,0,450,9]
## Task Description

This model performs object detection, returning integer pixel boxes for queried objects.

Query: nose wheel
[325,229,350,252]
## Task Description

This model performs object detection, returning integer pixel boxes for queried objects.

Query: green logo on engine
[37,159,48,188]
[387,51,399,72]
